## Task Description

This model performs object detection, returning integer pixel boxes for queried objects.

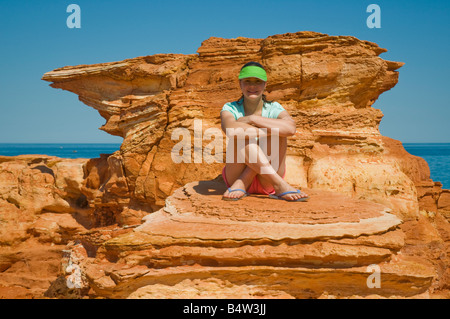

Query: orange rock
[438,190,450,220]
[41,31,413,215]
[81,181,435,299]
[0,31,448,299]
[0,156,90,298]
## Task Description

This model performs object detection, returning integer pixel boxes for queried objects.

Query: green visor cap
[238,65,267,82]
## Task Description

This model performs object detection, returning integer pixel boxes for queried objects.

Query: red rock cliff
[41,31,441,219]
[0,31,448,299]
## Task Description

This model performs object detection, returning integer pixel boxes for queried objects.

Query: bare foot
[222,179,247,200]
[272,180,309,201]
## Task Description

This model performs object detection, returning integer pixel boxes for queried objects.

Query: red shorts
[222,165,286,195]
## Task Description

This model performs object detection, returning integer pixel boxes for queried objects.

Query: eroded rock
[0,31,448,298]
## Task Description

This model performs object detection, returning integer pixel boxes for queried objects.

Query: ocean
[0,143,121,160]
[0,143,449,189]
[402,143,450,190]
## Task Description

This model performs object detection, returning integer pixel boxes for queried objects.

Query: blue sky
[0,0,448,143]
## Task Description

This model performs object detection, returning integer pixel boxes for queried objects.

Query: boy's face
[239,77,267,100]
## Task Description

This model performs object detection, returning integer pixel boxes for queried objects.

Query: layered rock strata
[0,155,88,298]
[0,31,448,298]
[42,31,435,218]
[80,181,436,299]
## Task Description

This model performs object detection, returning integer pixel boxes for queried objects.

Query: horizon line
[1,142,450,145]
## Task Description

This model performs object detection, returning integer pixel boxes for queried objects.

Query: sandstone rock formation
[0,155,89,298]
[0,31,448,298]
[84,181,436,299]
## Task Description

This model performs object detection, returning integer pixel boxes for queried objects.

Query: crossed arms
[220,111,296,139]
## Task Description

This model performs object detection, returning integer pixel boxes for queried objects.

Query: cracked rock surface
[81,181,436,299]
[0,31,449,298]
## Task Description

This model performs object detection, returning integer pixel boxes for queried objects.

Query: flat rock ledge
[81,181,435,299]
